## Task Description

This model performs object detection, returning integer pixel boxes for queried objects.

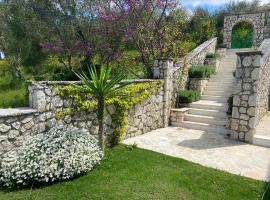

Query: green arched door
[231,21,254,49]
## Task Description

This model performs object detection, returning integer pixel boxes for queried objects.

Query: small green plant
[75,66,126,151]
[189,65,215,79]
[206,52,221,59]
[227,96,233,115]
[177,90,201,105]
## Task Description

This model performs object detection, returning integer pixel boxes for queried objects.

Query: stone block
[231,119,239,131]
[247,107,256,117]
[0,124,11,133]
[243,83,251,91]
[8,130,20,140]
[239,107,247,114]
[240,114,249,121]
[252,55,261,67]
[249,117,256,128]
[242,56,252,67]
[251,68,260,80]
[233,96,241,106]
[248,96,257,107]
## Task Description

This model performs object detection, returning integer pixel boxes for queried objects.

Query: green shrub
[177,90,201,105]
[0,126,103,188]
[206,52,221,59]
[0,87,28,108]
[227,96,233,115]
[189,65,215,79]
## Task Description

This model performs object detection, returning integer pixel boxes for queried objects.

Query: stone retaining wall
[224,12,265,48]
[1,38,218,158]
[172,38,217,106]
[0,80,165,158]
[153,38,217,107]
[189,78,209,95]
[231,39,270,142]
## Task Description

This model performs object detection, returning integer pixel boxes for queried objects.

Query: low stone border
[170,108,190,125]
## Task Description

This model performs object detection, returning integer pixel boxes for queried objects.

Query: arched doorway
[231,21,254,49]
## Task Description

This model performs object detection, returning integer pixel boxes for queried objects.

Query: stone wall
[231,39,270,142]
[0,38,218,158]
[172,38,217,106]
[189,78,209,95]
[224,12,265,48]
[257,40,270,120]
[0,80,165,158]
[153,38,217,108]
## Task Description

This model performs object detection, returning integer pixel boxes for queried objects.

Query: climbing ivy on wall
[231,21,254,49]
[56,81,164,145]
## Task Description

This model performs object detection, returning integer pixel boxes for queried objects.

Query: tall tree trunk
[97,97,105,151]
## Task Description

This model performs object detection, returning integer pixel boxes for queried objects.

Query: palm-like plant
[75,66,126,151]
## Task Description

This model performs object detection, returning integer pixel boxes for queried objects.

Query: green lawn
[0,146,268,200]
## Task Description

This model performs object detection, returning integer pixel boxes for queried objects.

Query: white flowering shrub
[0,126,103,188]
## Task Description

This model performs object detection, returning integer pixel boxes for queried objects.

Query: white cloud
[182,0,270,6]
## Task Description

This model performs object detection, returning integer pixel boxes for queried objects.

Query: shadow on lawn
[177,130,245,150]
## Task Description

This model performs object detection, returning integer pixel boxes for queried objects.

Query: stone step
[185,114,227,126]
[188,108,227,118]
[217,70,235,72]
[215,72,234,75]
[207,81,234,84]
[216,71,235,74]
[201,95,228,102]
[212,73,234,76]
[206,86,233,91]
[203,90,231,97]
[207,82,234,87]
[253,135,270,148]
[190,101,228,112]
[205,88,233,93]
[171,121,230,135]
[211,75,234,79]
[219,63,236,66]
[210,78,235,82]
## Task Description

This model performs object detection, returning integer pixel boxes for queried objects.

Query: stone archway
[224,12,265,48]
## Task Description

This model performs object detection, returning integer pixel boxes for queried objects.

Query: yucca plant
[75,66,126,151]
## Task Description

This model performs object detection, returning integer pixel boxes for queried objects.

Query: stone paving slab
[123,127,270,181]
[256,113,270,137]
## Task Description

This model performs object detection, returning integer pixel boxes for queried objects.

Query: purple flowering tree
[37,0,182,78]
[97,0,181,77]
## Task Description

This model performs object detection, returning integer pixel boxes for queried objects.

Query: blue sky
[182,0,270,12]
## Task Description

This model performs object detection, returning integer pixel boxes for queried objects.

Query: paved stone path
[256,113,270,137]
[254,113,270,148]
[123,127,270,181]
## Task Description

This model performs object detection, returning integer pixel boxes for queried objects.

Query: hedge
[189,65,215,79]
[177,90,201,105]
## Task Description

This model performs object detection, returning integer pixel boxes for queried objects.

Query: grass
[0,146,268,200]
[0,87,28,108]
[0,61,28,108]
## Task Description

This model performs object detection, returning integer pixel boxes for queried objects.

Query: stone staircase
[172,51,237,135]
